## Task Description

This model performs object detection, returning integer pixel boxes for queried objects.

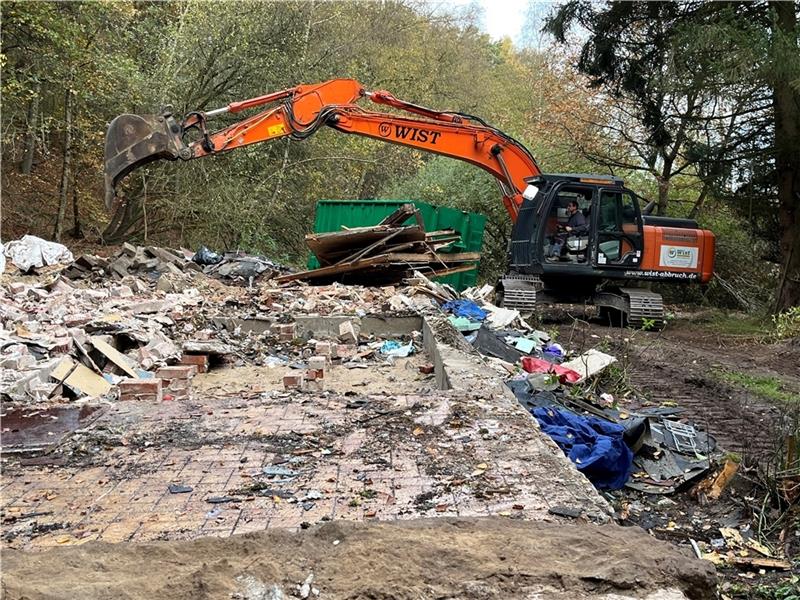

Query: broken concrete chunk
[338,320,360,344]
[0,344,37,370]
[50,356,112,398]
[124,300,173,315]
[181,340,233,355]
[305,378,324,392]
[7,282,27,295]
[121,242,138,257]
[109,255,132,279]
[308,356,327,371]
[314,341,332,357]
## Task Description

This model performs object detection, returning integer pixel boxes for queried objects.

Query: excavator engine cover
[104,113,185,208]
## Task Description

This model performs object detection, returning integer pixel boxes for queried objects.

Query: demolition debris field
[1,238,798,599]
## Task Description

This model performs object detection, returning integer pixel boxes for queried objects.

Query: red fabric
[521,357,582,383]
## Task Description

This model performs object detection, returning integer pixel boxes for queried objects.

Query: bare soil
[1,517,715,600]
[194,356,433,397]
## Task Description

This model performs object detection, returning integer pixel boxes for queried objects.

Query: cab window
[597,190,641,264]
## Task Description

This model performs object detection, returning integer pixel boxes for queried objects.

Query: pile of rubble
[0,234,441,412]
[2,236,723,496]
[278,204,480,286]
[427,285,726,496]
[64,242,290,288]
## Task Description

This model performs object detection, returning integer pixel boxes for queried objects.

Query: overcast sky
[427,0,555,48]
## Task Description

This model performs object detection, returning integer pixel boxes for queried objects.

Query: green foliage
[547,1,800,313]
[3,0,796,315]
[753,575,800,600]
[703,311,772,337]
[772,306,800,341]
[639,318,656,332]
[714,369,797,405]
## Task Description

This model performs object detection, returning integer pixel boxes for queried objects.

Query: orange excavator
[104,78,715,326]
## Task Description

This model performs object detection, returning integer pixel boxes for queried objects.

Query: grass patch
[714,369,798,404]
[706,313,772,337]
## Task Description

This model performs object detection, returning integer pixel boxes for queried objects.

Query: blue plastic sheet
[533,407,633,490]
[380,340,414,357]
[441,299,488,321]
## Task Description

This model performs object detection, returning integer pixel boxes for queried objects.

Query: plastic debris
[441,299,488,321]
[448,315,481,332]
[561,349,617,384]
[380,340,414,357]
[533,406,633,490]
[521,356,582,384]
[192,245,223,265]
[513,337,538,354]
[4,235,74,272]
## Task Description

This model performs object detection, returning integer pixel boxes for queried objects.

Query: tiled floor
[2,384,610,550]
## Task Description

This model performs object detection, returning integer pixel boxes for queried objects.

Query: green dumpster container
[308,199,487,291]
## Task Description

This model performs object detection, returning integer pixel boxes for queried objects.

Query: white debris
[562,349,618,384]
[4,235,74,272]
[298,573,314,599]
[483,303,532,331]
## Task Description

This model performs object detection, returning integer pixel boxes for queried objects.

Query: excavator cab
[503,174,662,324]
[510,173,643,273]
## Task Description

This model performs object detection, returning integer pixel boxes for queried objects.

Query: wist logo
[379,122,441,144]
[668,247,692,259]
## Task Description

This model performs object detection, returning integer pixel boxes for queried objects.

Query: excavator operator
[548,199,588,258]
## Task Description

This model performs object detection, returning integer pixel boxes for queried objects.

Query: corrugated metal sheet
[309,200,487,290]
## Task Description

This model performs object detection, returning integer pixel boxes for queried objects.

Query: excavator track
[594,287,665,329]
[499,277,665,329]
[498,274,542,312]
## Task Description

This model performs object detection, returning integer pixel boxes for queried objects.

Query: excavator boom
[104,78,541,221]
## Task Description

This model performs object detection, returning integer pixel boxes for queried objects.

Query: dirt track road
[559,316,799,461]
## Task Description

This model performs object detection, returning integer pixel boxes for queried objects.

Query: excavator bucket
[104,113,185,209]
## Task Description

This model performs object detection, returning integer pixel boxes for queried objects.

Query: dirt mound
[1,517,715,600]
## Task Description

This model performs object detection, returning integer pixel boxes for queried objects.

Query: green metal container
[309,199,487,291]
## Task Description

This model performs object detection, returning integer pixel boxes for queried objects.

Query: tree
[546,1,800,311]
[770,1,800,311]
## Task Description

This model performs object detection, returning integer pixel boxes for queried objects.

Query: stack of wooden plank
[276,204,480,285]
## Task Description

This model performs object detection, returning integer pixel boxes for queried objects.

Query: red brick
[179,353,209,373]
[273,323,296,342]
[306,368,324,381]
[155,365,197,380]
[334,344,354,359]
[314,341,332,357]
[119,378,163,402]
[283,373,304,390]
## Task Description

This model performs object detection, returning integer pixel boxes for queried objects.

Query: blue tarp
[441,299,488,321]
[533,407,633,490]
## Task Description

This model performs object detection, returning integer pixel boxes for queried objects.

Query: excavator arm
[104,78,541,222]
